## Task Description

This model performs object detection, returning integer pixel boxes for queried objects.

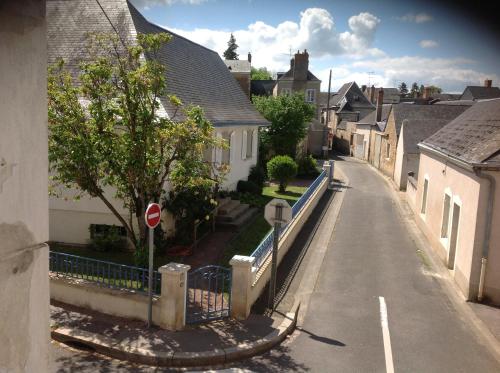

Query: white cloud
[396,12,433,23]
[419,39,439,48]
[331,56,499,93]
[167,8,381,71]
[130,0,207,8]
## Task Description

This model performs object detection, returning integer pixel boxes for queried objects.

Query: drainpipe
[474,169,496,302]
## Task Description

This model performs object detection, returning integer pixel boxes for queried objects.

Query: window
[421,178,429,214]
[281,88,291,95]
[441,193,451,238]
[246,130,253,159]
[306,89,315,103]
[386,143,391,158]
[222,132,231,165]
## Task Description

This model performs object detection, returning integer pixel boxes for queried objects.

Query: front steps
[216,197,258,229]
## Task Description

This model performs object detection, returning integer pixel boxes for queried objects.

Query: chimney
[293,49,309,81]
[376,88,384,122]
[247,52,252,63]
[485,79,492,88]
[361,85,367,93]
[423,86,431,99]
[290,57,295,70]
[370,85,375,104]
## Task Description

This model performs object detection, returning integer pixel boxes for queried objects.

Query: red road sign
[145,203,161,229]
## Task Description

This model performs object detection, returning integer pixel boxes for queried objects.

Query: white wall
[0,1,50,371]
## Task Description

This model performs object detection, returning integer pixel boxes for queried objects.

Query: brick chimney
[247,52,252,63]
[370,85,375,104]
[376,88,384,121]
[422,86,431,99]
[361,85,367,93]
[485,79,492,88]
[293,49,309,81]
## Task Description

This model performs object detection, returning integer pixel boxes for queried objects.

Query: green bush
[248,165,266,188]
[267,155,298,192]
[297,154,320,179]
[88,225,126,252]
[237,180,262,195]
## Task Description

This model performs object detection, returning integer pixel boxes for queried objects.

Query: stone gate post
[159,263,190,330]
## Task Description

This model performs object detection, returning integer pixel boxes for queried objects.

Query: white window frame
[440,189,452,245]
[306,89,315,103]
[281,88,291,96]
[420,175,429,217]
[447,195,462,270]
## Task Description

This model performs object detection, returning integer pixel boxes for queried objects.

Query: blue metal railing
[49,251,161,295]
[250,170,326,268]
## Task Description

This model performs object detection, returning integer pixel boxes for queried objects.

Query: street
[237,157,500,372]
[50,157,500,372]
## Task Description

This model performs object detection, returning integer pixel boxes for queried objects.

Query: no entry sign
[145,203,161,229]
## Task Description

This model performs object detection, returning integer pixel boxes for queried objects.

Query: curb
[51,306,298,368]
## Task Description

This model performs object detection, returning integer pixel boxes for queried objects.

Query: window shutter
[242,130,247,160]
[229,131,235,164]
[215,132,222,164]
[246,130,253,158]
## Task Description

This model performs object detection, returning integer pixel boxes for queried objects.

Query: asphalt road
[236,157,500,372]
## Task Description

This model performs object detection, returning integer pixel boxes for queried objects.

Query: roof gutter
[475,169,496,302]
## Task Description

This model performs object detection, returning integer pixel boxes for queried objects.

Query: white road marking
[379,296,395,373]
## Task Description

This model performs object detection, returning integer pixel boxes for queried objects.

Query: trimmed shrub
[297,154,320,179]
[267,155,298,192]
[248,165,266,188]
[237,180,262,195]
[88,224,126,252]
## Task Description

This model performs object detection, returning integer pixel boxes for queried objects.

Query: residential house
[460,79,500,100]
[372,103,470,189]
[363,85,401,104]
[0,1,50,371]
[327,81,375,154]
[47,0,268,245]
[407,98,500,304]
[225,53,252,97]
[273,50,323,155]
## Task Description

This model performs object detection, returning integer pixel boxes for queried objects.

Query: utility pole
[323,69,332,158]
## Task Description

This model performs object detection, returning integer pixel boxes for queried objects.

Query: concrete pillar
[159,263,190,331]
[230,255,255,320]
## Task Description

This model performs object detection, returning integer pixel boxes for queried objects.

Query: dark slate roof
[422,99,500,165]
[358,104,392,125]
[434,100,475,106]
[47,0,269,127]
[250,80,276,96]
[364,87,401,104]
[224,60,251,73]
[391,103,469,137]
[460,86,500,101]
[434,93,461,101]
[330,82,374,109]
[277,69,320,81]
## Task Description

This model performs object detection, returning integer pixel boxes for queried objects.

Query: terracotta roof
[47,0,269,127]
[422,99,500,166]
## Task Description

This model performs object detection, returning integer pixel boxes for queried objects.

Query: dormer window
[306,89,315,103]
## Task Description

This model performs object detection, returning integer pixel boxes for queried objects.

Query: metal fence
[250,170,326,268]
[49,251,161,295]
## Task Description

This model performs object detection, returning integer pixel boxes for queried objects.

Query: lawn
[219,183,307,267]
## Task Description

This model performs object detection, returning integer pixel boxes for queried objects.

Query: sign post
[264,199,292,311]
[145,202,161,328]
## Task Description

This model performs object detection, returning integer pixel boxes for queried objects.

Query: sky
[129,0,500,93]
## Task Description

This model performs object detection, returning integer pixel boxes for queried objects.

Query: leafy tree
[253,93,315,158]
[428,85,442,95]
[418,84,425,97]
[267,155,298,192]
[398,82,408,95]
[411,82,420,97]
[48,32,226,252]
[251,67,272,80]
[223,33,239,60]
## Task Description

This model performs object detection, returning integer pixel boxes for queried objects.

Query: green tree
[223,33,239,60]
[48,32,226,252]
[398,82,408,95]
[411,82,420,97]
[428,85,442,95]
[267,155,298,192]
[251,67,272,80]
[253,92,315,158]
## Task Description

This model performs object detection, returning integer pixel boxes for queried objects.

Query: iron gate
[186,265,231,324]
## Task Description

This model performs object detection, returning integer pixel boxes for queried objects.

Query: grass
[219,183,308,267]
[262,185,307,206]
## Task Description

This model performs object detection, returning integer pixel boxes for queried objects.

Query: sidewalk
[50,300,296,368]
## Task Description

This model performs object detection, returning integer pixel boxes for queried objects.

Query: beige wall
[0,1,50,372]
[378,111,398,177]
[411,151,500,303]
[353,125,371,160]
